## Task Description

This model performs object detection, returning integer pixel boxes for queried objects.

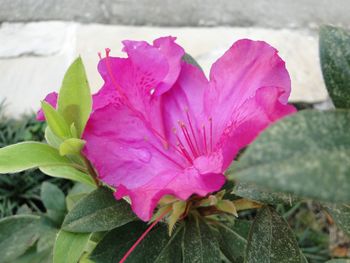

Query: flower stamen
[179,122,198,158]
[202,124,208,155]
[209,117,213,152]
[185,110,201,154]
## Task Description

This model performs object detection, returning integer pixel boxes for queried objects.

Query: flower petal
[83,102,183,188]
[218,86,296,169]
[96,37,183,135]
[205,39,295,167]
[161,62,208,153]
[36,92,58,121]
[153,36,185,95]
[83,100,225,221]
[115,167,225,221]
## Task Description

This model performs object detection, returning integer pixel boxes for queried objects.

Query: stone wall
[1,1,346,116]
[0,0,349,29]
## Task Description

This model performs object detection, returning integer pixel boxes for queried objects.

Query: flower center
[103,50,213,167]
[173,109,213,165]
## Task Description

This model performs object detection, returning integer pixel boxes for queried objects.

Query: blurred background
[0,1,350,261]
[0,0,350,116]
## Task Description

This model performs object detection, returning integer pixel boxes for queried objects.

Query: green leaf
[40,166,95,186]
[231,110,350,203]
[0,142,72,174]
[62,187,136,233]
[45,127,63,148]
[216,200,238,216]
[53,230,90,263]
[246,206,303,263]
[320,26,350,108]
[59,138,85,156]
[233,182,300,206]
[182,53,203,71]
[57,57,92,137]
[12,246,52,263]
[37,224,58,252]
[66,193,89,211]
[182,215,221,262]
[41,101,70,138]
[168,201,186,236]
[91,218,219,263]
[216,219,250,263]
[90,221,147,263]
[69,182,96,195]
[325,204,350,236]
[41,182,66,212]
[0,215,40,262]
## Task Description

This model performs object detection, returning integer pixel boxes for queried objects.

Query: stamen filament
[186,110,201,154]
[209,117,213,152]
[202,125,208,155]
[148,143,185,169]
[119,207,172,263]
[180,123,198,158]
[175,134,193,164]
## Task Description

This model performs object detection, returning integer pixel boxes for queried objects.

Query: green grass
[0,103,72,217]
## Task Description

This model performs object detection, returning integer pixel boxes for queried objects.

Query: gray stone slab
[0,0,349,29]
[0,22,329,117]
[0,22,76,58]
[77,25,328,103]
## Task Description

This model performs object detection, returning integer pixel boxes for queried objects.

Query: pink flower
[81,37,296,221]
[38,37,296,221]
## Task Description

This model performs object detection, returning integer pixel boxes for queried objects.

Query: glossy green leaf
[41,101,70,138]
[326,204,350,237]
[62,187,136,232]
[53,230,90,263]
[233,182,300,206]
[59,138,85,156]
[57,57,92,137]
[320,26,350,108]
[40,166,95,186]
[0,215,40,262]
[230,110,350,203]
[216,219,250,262]
[0,142,72,174]
[246,207,303,263]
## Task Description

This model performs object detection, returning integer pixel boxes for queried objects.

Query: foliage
[0,27,350,263]
[0,107,72,217]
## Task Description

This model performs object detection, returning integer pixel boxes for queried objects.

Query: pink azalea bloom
[38,37,296,221]
[82,37,296,221]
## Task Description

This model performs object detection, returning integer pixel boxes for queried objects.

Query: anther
[186,110,200,155]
